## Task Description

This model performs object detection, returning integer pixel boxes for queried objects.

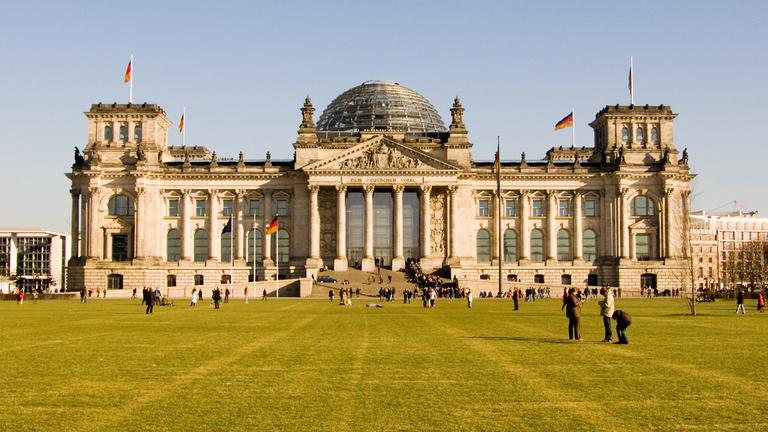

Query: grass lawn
[1,296,766,431]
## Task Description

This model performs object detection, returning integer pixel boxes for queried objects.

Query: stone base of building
[361,257,376,272]
[333,257,348,272]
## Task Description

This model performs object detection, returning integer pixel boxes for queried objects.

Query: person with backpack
[612,310,632,344]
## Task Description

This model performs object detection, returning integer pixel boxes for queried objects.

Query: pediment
[303,136,460,173]
[629,218,658,230]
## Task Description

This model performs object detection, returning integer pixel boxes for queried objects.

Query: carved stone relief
[340,142,422,170]
[430,189,446,256]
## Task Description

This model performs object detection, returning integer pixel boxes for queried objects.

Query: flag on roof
[554,112,574,130]
[124,59,132,83]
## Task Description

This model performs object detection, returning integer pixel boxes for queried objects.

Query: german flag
[554,112,573,130]
[265,215,279,235]
[178,113,184,133]
[124,60,132,83]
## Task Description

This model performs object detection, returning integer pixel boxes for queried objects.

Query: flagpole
[496,137,502,297]
[252,215,256,302]
[630,56,635,105]
[571,108,576,147]
[230,217,233,297]
[275,215,279,299]
[129,54,133,103]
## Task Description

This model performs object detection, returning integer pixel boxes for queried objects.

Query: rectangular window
[195,199,207,217]
[532,199,544,217]
[249,200,260,216]
[505,199,517,217]
[194,274,204,286]
[559,199,571,217]
[222,199,233,217]
[276,199,288,216]
[167,275,177,287]
[112,234,129,261]
[584,199,597,217]
[168,199,179,217]
[635,234,651,260]
[478,199,490,217]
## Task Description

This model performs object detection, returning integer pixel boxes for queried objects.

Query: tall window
[478,199,490,217]
[247,230,263,263]
[108,195,133,216]
[167,275,177,287]
[476,229,491,262]
[583,229,597,261]
[505,199,517,217]
[557,229,572,261]
[636,234,651,260]
[168,199,179,217]
[112,234,129,261]
[119,123,128,142]
[621,126,629,143]
[503,229,517,262]
[194,274,204,286]
[636,126,645,143]
[194,230,208,262]
[651,127,659,144]
[277,229,289,264]
[532,199,544,217]
[631,196,656,216]
[584,199,597,217]
[195,199,207,217]
[167,229,181,262]
[104,123,113,141]
[222,199,233,217]
[221,232,232,263]
[133,122,142,142]
[276,199,288,216]
[530,229,544,262]
[249,199,260,216]
[559,199,571,217]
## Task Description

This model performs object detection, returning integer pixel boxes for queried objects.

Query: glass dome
[317,81,446,132]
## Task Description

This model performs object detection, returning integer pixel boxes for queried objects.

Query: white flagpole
[252,214,256,301]
[571,108,576,148]
[129,54,133,104]
[229,217,233,296]
[630,56,635,105]
[275,216,279,299]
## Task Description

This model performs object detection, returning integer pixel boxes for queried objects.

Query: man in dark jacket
[145,287,154,314]
[735,289,746,315]
[612,310,631,344]
[565,288,582,341]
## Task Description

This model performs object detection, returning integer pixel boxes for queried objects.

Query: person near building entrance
[612,310,632,344]
[599,287,615,343]
[736,289,746,315]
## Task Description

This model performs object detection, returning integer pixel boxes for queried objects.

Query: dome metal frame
[317,81,446,133]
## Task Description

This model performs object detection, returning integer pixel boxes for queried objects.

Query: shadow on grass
[469,336,602,344]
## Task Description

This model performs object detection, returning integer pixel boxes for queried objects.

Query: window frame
[168,199,179,217]
[195,199,207,217]
[478,199,490,217]
[531,199,544,217]
[584,199,597,217]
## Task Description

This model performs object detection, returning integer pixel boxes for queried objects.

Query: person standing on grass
[329,289,334,302]
[736,289,746,315]
[599,287,615,343]
[212,288,221,309]
[466,288,473,309]
[145,287,155,314]
[190,288,197,307]
[612,310,631,344]
[224,288,230,304]
[561,288,569,311]
[262,288,267,300]
[513,287,521,311]
[757,291,765,313]
[244,286,249,304]
[131,287,137,301]
[565,287,582,341]
[198,289,203,302]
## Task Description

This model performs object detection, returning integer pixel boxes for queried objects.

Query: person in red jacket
[757,291,765,313]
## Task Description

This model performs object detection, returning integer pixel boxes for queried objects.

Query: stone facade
[67,84,694,295]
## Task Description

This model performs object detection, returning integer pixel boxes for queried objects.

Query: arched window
[108,195,134,216]
[166,229,181,262]
[583,229,597,261]
[557,229,572,261]
[133,122,142,142]
[104,123,113,141]
[651,127,659,144]
[621,126,629,143]
[530,229,544,262]
[476,229,491,262]
[503,229,517,263]
[247,230,263,263]
[636,126,645,143]
[194,229,208,262]
[631,196,656,216]
[277,229,290,264]
[119,123,128,142]
[221,231,232,263]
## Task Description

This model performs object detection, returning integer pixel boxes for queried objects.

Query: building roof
[317,81,446,133]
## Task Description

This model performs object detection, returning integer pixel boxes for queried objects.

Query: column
[128,121,135,144]
[208,190,220,261]
[448,186,458,260]
[334,185,348,271]
[134,187,145,259]
[361,186,375,272]
[181,190,192,261]
[620,188,630,259]
[492,191,501,263]
[519,191,529,261]
[87,186,100,259]
[420,185,431,259]
[263,190,273,265]
[70,190,80,259]
[235,190,245,261]
[392,185,405,271]
[309,185,320,259]
[80,188,89,259]
[574,192,583,260]
[547,190,557,261]
[664,187,674,258]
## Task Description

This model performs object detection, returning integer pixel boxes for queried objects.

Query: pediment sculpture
[339,143,422,170]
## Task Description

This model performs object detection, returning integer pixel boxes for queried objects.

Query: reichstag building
[67,80,694,293]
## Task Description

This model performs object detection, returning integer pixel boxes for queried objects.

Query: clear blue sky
[1,0,766,233]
